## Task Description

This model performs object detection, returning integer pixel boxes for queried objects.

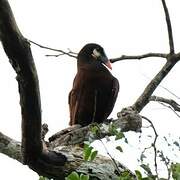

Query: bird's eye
[92,49,101,58]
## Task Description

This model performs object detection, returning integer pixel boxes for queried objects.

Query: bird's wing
[68,72,86,126]
[68,88,80,126]
[104,77,119,118]
[68,70,97,126]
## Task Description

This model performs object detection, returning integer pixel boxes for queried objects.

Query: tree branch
[0,130,135,180]
[110,53,167,63]
[132,55,179,112]
[0,131,22,163]
[0,0,67,178]
[161,0,175,54]
[141,116,158,177]
[0,0,42,163]
[150,95,180,112]
[28,40,77,58]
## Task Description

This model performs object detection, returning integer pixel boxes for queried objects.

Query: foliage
[117,171,134,180]
[171,163,180,180]
[108,124,126,141]
[65,172,89,180]
[83,143,98,161]
[39,176,50,180]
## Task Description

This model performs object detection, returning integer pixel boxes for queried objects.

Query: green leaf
[171,163,180,180]
[90,125,99,135]
[83,146,93,161]
[108,123,118,135]
[39,177,45,180]
[140,153,147,161]
[140,164,153,176]
[66,171,80,180]
[116,146,123,153]
[135,170,142,180]
[90,150,98,161]
[83,143,90,150]
[39,177,49,180]
[118,171,133,180]
[115,132,125,140]
[80,174,89,180]
[121,171,129,176]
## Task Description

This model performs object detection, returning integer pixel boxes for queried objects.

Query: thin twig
[158,150,171,180]
[150,96,180,112]
[141,116,158,178]
[161,0,175,54]
[94,124,122,175]
[99,139,121,175]
[157,102,180,118]
[159,85,180,100]
[110,53,167,63]
[28,39,77,58]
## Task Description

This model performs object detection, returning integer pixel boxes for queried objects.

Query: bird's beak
[101,54,112,70]
[105,60,112,70]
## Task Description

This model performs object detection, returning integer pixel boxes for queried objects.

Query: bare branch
[0,131,22,163]
[159,85,180,100]
[28,39,77,58]
[150,95,180,112]
[158,102,180,118]
[161,0,175,54]
[142,116,158,177]
[110,53,167,63]
[133,56,178,112]
[99,139,121,176]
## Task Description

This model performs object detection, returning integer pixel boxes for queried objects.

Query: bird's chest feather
[73,69,112,93]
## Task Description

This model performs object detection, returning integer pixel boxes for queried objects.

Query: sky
[0,0,180,179]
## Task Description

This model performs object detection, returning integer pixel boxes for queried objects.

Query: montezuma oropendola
[69,43,119,126]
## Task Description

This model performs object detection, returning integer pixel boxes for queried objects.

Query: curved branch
[0,0,42,163]
[150,95,180,112]
[141,116,158,177]
[0,0,67,178]
[161,0,175,54]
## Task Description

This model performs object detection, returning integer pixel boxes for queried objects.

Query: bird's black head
[78,43,112,70]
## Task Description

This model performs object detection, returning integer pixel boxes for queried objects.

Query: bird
[69,43,119,127]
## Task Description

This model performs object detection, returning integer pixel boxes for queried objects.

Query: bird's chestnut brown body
[69,44,119,126]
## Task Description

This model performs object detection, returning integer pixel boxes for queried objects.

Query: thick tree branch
[132,55,179,112]
[0,130,135,179]
[0,0,42,163]
[0,132,22,163]
[0,0,68,178]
